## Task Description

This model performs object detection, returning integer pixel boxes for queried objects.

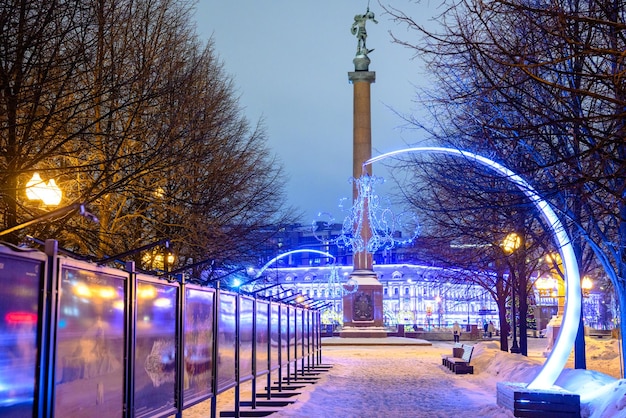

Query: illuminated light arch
[254,249,336,279]
[366,147,580,390]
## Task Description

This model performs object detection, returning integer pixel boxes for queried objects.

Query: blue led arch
[366,147,580,390]
[254,249,336,279]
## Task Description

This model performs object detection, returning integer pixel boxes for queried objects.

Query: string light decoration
[327,264,359,296]
[314,174,420,254]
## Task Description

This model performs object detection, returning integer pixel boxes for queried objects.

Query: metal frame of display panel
[254,299,270,377]
[315,310,322,364]
[296,308,303,361]
[293,307,302,378]
[229,294,254,417]
[132,273,180,418]
[0,244,47,418]
[276,303,289,391]
[182,284,216,409]
[269,302,280,372]
[250,298,269,409]
[215,290,238,394]
[238,295,255,384]
[304,309,311,370]
[54,255,130,418]
[0,242,324,418]
[288,306,296,382]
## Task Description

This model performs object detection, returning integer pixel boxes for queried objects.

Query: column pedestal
[340,269,386,338]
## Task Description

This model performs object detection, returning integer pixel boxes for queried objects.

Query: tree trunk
[498,298,509,352]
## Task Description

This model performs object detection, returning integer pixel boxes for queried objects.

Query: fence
[0,240,323,418]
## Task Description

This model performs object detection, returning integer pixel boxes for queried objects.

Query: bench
[443,344,474,374]
[588,329,612,339]
[441,343,463,367]
[497,382,580,417]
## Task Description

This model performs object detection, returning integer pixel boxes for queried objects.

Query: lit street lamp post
[502,232,522,354]
[582,276,593,298]
[435,295,442,328]
[0,172,72,240]
[535,276,557,334]
[575,276,593,369]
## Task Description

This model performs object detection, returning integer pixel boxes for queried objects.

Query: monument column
[340,8,386,338]
[350,69,375,272]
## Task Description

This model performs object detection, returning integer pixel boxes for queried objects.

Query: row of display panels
[0,244,321,418]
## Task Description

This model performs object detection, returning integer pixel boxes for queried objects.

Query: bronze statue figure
[351,7,378,56]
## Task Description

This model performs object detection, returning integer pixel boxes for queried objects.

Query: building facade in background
[245,223,612,332]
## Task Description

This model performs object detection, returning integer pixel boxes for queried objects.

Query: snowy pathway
[272,344,514,417]
[182,337,622,417]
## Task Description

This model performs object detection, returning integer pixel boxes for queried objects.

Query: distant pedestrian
[483,322,489,338]
[488,321,495,338]
[452,321,461,343]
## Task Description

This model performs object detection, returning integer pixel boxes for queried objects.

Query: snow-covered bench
[444,344,474,374]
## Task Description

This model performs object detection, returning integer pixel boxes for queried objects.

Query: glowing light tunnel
[254,249,336,279]
[366,147,580,390]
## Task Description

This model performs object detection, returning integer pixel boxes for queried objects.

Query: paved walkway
[322,336,432,346]
[181,340,514,418]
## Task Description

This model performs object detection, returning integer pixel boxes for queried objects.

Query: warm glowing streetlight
[581,276,593,298]
[25,172,62,206]
[536,276,557,297]
[502,232,522,254]
[142,251,175,271]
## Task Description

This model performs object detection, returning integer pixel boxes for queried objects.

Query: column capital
[348,71,376,84]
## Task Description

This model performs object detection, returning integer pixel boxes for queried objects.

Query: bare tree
[392,154,550,352]
[383,0,625,366]
[1,0,296,275]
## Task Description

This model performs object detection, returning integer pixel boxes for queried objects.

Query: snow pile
[182,337,626,418]
[471,341,542,382]
[471,339,626,418]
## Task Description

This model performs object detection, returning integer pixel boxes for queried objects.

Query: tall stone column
[340,54,386,338]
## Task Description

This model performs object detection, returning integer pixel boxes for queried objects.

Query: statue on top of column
[351,7,378,56]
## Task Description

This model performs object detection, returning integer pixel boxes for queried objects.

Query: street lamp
[536,276,557,297]
[576,275,594,369]
[535,276,557,334]
[25,172,62,206]
[582,276,593,298]
[546,253,565,316]
[502,232,522,254]
[503,232,521,354]
[141,250,175,272]
[435,295,442,328]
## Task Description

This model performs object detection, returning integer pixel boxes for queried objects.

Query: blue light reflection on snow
[365,147,581,390]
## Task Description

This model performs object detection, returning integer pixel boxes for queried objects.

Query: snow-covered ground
[183,336,625,417]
